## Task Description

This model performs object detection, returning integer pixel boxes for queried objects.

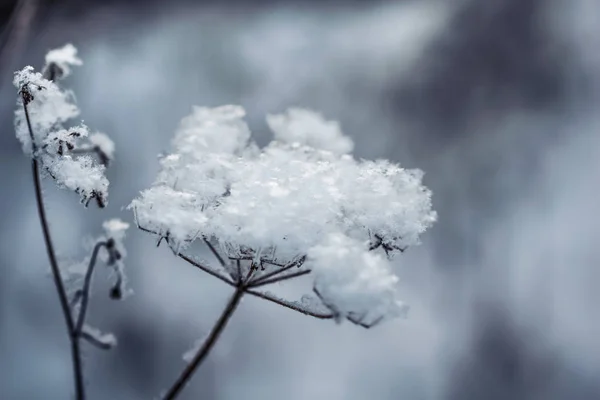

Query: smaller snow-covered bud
[44,44,83,80]
[43,125,89,156]
[102,219,131,300]
[88,132,115,166]
[109,280,123,300]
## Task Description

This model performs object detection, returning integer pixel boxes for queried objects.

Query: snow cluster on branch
[44,43,83,79]
[13,44,114,207]
[131,105,436,324]
[102,219,132,300]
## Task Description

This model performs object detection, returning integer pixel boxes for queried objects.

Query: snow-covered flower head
[14,44,114,207]
[101,219,132,300]
[44,43,83,79]
[131,106,436,325]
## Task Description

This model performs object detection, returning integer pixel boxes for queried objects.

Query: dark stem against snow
[20,64,120,400]
[22,86,86,400]
[162,287,245,400]
[74,240,111,334]
[137,226,338,400]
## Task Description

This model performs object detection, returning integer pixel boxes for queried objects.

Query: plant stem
[75,241,108,334]
[24,99,85,400]
[31,158,85,400]
[162,287,245,400]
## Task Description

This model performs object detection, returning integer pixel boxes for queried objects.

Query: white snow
[131,105,436,324]
[267,108,354,155]
[13,45,114,208]
[44,43,83,78]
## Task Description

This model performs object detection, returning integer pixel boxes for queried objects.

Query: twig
[162,288,245,400]
[202,237,227,268]
[235,259,242,285]
[74,241,109,334]
[248,269,311,288]
[248,256,305,286]
[177,253,236,287]
[245,289,334,319]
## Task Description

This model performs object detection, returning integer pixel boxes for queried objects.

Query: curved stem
[24,99,85,400]
[75,241,108,334]
[162,288,245,400]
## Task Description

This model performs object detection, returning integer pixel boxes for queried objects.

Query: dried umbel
[131,105,436,399]
[132,105,436,327]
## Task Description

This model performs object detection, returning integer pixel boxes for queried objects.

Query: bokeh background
[1,0,599,399]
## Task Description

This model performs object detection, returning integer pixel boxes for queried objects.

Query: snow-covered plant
[13,45,128,400]
[131,105,436,399]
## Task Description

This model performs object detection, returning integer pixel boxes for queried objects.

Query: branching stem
[23,96,85,400]
[248,269,311,288]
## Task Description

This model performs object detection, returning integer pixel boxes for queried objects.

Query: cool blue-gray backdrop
[1,0,599,399]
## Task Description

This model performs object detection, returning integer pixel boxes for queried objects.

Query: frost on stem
[131,106,436,326]
[67,218,131,319]
[182,336,207,363]
[81,324,117,350]
[309,233,409,324]
[101,219,132,300]
[13,44,112,207]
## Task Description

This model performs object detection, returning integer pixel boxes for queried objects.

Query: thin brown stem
[245,289,334,319]
[242,263,256,285]
[74,241,109,334]
[248,256,305,286]
[162,288,245,400]
[24,97,85,399]
[248,269,311,288]
[202,237,226,267]
[177,253,236,287]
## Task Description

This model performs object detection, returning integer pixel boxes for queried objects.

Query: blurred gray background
[1,0,599,399]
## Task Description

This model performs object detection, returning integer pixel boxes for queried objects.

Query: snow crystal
[14,45,114,208]
[174,105,250,155]
[14,67,79,154]
[267,108,354,155]
[131,185,208,244]
[43,154,108,206]
[44,43,83,78]
[82,325,117,348]
[89,132,116,160]
[103,219,130,241]
[43,124,89,155]
[309,233,407,323]
[182,336,206,363]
